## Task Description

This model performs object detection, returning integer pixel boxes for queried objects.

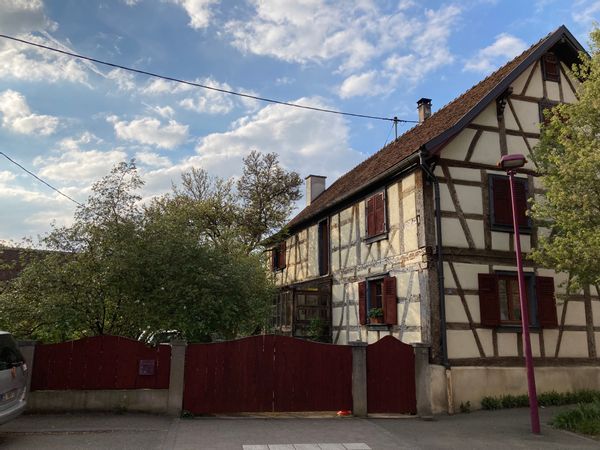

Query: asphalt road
[0,406,597,449]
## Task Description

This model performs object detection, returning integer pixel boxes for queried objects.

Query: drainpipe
[419,148,449,370]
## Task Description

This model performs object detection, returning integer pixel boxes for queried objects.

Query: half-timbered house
[269,25,600,412]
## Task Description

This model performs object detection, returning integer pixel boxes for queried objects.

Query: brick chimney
[305,175,326,206]
[417,98,432,123]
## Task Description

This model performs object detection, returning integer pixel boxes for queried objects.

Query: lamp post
[497,154,540,434]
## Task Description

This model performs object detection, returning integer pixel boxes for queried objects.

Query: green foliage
[551,400,600,436]
[530,27,600,289]
[306,317,327,342]
[459,401,471,413]
[368,308,384,318]
[481,390,600,410]
[0,155,290,343]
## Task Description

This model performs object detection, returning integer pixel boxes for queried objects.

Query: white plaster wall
[524,63,544,98]
[511,99,540,134]
[498,333,518,357]
[469,131,500,165]
[471,103,498,127]
[447,330,481,358]
[510,62,535,94]
[558,332,589,358]
[547,80,561,102]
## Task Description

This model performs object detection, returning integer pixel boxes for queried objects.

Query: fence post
[18,340,36,395]
[167,339,187,416]
[350,341,368,417]
[412,343,433,419]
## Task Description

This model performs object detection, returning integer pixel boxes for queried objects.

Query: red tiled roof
[287,26,576,231]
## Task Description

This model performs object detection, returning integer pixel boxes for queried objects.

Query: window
[478,273,558,328]
[358,276,397,325]
[366,191,386,238]
[542,53,560,82]
[271,241,286,271]
[489,174,530,232]
[318,219,329,276]
[539,99,559,124]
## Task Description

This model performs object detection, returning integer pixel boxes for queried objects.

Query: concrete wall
[27,389,168,414]
[446,366,600,411]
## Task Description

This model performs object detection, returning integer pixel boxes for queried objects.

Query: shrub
[551,400,600,436]
[460,401,471,413]
[481,390,600,410]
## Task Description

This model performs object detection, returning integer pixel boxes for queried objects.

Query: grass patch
[481,390,600,410]
[551,400,600,436]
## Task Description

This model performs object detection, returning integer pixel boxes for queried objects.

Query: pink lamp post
[498,154,540,434]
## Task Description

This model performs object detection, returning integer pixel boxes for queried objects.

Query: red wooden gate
[183,335,352,414]
[367,335,416,414]
[31,335,171,390]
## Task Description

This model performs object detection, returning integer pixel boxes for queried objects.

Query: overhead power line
[0,34,419,124]
[0,151,84,207]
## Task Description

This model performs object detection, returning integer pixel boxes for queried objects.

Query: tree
[530,27,600,289]
[163,150,302,253]
[237,151,302,250]
[0,157,279,343]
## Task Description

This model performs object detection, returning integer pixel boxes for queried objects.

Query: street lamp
[497,154,540,434]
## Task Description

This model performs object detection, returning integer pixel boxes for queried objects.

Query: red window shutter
[358,281,366,325]
[492,176,529,228]
[383,276,397,325]
[272,248,278,271]
[536,276,558,327]
[479,273,500,327]
[374,193,386,235]
[492,177,512,226]
[542,53,560,82]
[514,179,529,228]
[278,241,286,270]
[366,196,376,237]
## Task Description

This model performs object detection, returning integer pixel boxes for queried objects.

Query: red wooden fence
[31,335,171,390]
[183,334,353,414]
[366,335,416,414]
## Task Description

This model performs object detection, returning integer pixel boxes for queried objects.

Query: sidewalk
[0,406,597,449]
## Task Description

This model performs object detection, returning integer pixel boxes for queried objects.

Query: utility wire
[0,151,84,207]
[0,34,420,124]
[382,121,395,149]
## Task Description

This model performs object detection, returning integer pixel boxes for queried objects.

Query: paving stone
[242,446,269,450]
[343,444,371,450]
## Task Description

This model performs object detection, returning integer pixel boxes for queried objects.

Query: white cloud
[179,78,235,114]
[106,68,137,91]
[34,147,128,183]
[0,89,59,135]
[108,115,189,149]
[339,71,381,99]
[226,1,461,97]
[0,0,53,36]
[464,33,527,73]
[140,78,194,95]
[145,104,175,119]
[170,0,219,29]
[192,96,364,179]
[572,0,600,25]
[337,5,461,97]
[135,151,171,168]
[123,0,141,5]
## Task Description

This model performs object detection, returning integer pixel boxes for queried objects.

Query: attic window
[542,53,560,83]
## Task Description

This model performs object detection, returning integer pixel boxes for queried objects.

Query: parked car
[0,331,27,425]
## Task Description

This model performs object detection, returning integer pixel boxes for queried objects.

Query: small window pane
[510,280,522,321]
[498,279,509,321]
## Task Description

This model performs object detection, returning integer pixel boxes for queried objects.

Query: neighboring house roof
[286,25,584,233]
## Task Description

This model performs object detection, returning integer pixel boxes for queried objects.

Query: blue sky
[0,0,598,243]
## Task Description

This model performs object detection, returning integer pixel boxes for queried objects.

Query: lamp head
[498,154,527,170]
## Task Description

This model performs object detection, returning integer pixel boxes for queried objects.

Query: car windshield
[0,334,24,370]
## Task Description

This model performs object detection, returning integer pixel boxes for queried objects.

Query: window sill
[495,324,541,332]
[363,232,388,244]
[367,324,390,331]
[490,224,532,235]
